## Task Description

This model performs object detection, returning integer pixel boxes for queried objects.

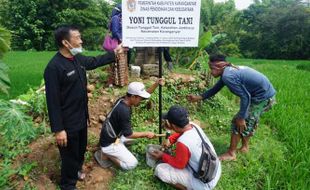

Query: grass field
[1,52,309,189]
[0,51,102,100]
[109,58,310,190]
[229,58,310,189]
[1,51,55,99]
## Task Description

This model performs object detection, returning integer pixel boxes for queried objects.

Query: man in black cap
[150,105,221,190]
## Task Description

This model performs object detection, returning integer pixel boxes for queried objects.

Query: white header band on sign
[122,0,201,47]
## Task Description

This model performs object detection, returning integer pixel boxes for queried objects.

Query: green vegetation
[0,0,309,188]
[0,97,46,188]
[230,58,310,189]
[108,59,310,189]
[0,0,111,51]
[1,0,309,59]
[0,51,54,99]
[0,26,11,95]
[0,51,104,100]
[0,51,309,189]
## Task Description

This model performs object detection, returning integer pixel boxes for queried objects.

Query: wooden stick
[155,134,166,137]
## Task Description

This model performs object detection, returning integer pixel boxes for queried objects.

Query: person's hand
[162,119,173,130]
[150,150,164,160]
[55,130,67,147]
[144,132,155,139]
[157,78,165,86]
[187,94,203,102]
[114,43,128,55]
[235,118,247,134]
[162,140,171,149]
[114,44,122,54]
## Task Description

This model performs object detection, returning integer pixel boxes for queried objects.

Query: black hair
[116,3,122,12]
[209,54,226,63]
[54,25,80,48]
[126,93,146,100]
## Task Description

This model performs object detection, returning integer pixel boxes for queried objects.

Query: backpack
[188,126,220,183]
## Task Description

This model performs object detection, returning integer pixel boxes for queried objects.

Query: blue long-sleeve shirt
[111,14,122,42]
[201,66,276,119]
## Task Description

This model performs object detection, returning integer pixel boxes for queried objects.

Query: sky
[214,0,254,10]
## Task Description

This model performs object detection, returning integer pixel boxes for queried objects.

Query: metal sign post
[158,48,163,144]
[122,0,201,144]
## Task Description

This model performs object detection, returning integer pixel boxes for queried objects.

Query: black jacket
[44,52,115,133]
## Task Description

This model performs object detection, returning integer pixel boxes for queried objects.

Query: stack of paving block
[112,52,129,86]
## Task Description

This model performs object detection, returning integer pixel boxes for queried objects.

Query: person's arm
[111,16,122,42]
[187,78,225,102]
[78,52,115,70]
[44,66,64,133]
[146,78,164,94]
[162,132,181,148]
[230,83,250,133]
[224,77,251,119]
[237,85,251,119]
[127,131,154,139]
[118,107,155,139]
[44,66,68,147]
[168,133,181,144]
[161,142,190,169]
[200,78,225,100]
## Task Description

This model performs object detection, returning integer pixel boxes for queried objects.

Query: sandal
[94,150,113,168]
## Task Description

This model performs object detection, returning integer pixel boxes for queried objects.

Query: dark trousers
[127,48,132,66]
[58,127,87,190]
[163,47,172,62]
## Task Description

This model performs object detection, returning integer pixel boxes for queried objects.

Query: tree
[1,0,112,50]
[239,0,310,59]
[200,0,242,57]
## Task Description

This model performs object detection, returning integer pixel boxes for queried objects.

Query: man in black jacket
[44,25,123,190]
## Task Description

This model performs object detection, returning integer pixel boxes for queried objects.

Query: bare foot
[219,152,237,161]
[238,147,249,153]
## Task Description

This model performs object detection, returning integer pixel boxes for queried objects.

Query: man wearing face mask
[44,25,123,190]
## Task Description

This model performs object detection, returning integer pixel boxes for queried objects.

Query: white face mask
[69,46,83,56]
[65,40,83,56]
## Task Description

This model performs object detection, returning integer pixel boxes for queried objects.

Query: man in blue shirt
[187,54,276,161]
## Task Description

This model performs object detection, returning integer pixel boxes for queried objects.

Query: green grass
[109,59,310,190]
[0,51,105,100]
[229,58,310,189]
[1,51,55,99]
